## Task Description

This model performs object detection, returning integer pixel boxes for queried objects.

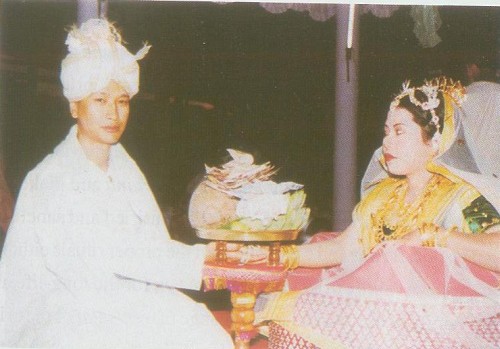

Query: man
[458,53,500,178]
[0,19,235,348]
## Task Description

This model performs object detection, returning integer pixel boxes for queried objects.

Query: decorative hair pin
[390,77,466,131]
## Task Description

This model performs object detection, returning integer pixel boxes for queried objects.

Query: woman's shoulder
[370,174,474,195]
[453,179,500,233]
[462,195,500,233]
[356,177,401,212]
[439,175,500,233]
[438,174,482,203]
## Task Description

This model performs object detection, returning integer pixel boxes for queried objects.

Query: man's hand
[205,242,268,264]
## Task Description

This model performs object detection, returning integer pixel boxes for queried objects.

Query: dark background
[1,1,499,243]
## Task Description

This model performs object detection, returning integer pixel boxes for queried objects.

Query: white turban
[60,19,151,102]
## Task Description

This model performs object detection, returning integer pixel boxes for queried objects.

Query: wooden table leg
[230,292,256,349]
[215,241,227,265]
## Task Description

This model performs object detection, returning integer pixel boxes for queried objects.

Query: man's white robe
[460,81,500,178]
[0,126,232,348]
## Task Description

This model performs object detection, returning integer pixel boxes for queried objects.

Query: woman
[257,78,500,348]
[288,80,499,271]
[0,19,236,348]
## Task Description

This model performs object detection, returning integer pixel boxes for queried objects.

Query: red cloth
[288,232,499,295]
[203,262,287,293]
[205,262,284,346]
[287,232,341,290]
[272,233,500,349]
[203,261,287,341]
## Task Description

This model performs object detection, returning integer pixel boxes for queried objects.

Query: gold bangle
[437,226,458,248]
[280,245,300,270]
[421,238,435,247]
[420,223,457,248]
[420,223,437,247]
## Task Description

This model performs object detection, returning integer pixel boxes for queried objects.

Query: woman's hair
[396,90,445,142]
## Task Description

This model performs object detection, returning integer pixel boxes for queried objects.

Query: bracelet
[280,245,300,270]
[436,225,458,248]
[420,223,439,247]
[420,223,458,248]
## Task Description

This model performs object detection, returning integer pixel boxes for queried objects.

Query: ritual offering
[191,150,309,346]
[189,149,310,241]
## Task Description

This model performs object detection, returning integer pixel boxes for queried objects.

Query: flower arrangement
[191,149,310,232]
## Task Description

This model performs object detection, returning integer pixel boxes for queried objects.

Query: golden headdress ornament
[390,77,466,131]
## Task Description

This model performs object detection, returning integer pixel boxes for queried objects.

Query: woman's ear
[69,102,78,119]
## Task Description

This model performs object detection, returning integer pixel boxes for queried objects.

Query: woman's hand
[402,223,447,247]
[205,242,268,264]
[235,245,269,264]
[403,224,500,272]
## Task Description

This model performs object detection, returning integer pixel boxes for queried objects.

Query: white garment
[459,81,500,178]
[0,126,232,348]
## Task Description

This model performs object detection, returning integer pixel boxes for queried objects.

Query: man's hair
[464,51,497,82]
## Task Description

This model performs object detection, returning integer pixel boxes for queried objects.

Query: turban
[60,19,150,102]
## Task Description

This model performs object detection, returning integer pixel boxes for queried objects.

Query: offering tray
[189,149,308,349]
[195,228,300,242]
[199,228,301,349]
[196,228,301,267]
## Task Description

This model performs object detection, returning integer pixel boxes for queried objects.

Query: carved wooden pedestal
[202,261,288,349]
[198,228,299,349]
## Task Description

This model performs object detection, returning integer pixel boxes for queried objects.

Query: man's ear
[69,102,78,119]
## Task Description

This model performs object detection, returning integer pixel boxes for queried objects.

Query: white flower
[231,180,304,224]
[230,180,303,198]
[236,194,288,224]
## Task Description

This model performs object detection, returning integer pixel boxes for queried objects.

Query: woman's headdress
[363,76,499,211]
[390,77,466,134]
[60,19,151,101]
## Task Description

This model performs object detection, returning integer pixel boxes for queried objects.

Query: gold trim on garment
[370,175,442,244]
[196,228,300,241]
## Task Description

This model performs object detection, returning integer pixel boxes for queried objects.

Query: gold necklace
[371,175,441,243]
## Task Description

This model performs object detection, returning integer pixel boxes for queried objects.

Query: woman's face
[382,107,436,177]
[70,80,130,147]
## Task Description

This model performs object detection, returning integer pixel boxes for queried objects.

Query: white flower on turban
[60,19,151,101]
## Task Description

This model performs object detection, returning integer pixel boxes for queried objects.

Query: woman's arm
[404,225,500,272]
[295,223,358,268]
[446,228,500,272]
